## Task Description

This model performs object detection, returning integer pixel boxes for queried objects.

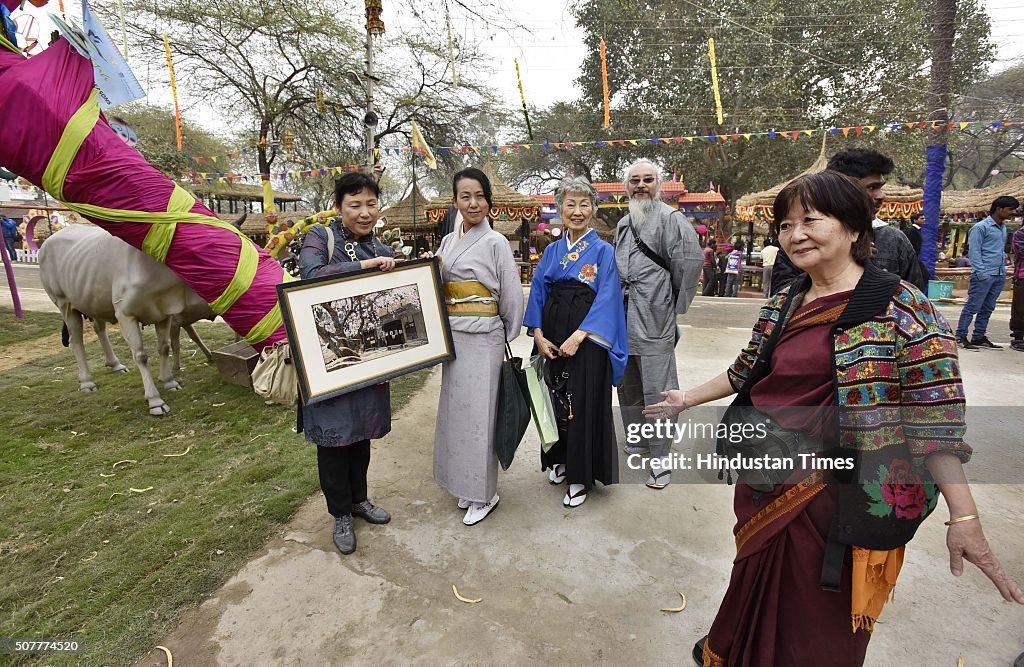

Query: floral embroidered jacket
[727,263,972,550]
[524,228,628,385]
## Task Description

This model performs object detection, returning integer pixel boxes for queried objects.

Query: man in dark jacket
[770,149,928,294]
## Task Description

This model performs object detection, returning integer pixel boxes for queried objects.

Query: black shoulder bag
[716,291,822,492]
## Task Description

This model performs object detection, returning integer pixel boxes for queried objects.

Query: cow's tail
[61,322,70,347]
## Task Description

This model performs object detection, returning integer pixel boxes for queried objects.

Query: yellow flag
[411,120,437,169]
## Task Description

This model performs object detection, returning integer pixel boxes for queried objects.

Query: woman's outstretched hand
[947,521,1024,604]
[643,390,688,420]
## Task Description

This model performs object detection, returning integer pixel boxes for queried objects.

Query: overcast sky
[11,0,1024,137]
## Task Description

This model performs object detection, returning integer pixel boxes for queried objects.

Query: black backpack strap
[820,535,845,592]
[627,217,671,272]
[626,217,679,305]
[738,289,801,392]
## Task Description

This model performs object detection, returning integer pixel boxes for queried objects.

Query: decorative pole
[921,0,956,279]
[364,0,385,169]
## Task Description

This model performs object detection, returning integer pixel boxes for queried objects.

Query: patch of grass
[0,307,64,347]
[0,321,432,665]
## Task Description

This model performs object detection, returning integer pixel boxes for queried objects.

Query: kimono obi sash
[444,280,498,317]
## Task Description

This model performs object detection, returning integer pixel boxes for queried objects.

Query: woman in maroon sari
[646,171,1023,666]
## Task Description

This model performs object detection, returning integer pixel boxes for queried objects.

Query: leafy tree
[502,0,994,198]
[108,103,234,179]
[111,0,356,187]
[946,63,1024,188]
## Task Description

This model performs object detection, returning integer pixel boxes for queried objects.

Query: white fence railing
[15,249,39,263]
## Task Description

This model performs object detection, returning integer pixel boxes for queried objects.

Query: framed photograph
[277,258,454,404]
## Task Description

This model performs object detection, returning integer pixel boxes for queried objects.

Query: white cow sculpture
[39,225,217,416]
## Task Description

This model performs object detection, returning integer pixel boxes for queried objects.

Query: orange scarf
[851,546,905,632]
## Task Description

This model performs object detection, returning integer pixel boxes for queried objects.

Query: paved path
[121,297,1023,667]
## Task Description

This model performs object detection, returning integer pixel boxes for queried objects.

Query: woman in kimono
[524,176,627,507]
[433,167,525,526]
[297,172,395,556]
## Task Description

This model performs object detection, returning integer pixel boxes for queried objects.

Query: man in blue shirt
[1,216,20,261]
[955,196,1019,349]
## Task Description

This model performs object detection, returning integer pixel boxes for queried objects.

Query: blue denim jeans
[725,273,741,297]
[956,273,1005,339]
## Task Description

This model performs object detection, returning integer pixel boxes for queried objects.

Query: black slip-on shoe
[693,635,708,666]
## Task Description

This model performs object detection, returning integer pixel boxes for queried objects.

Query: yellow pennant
[708,38,724,125]
[162,34,182,151]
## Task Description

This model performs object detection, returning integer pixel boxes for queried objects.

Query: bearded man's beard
[628,198,658,227]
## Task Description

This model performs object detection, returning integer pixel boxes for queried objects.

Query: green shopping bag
[525,355,560,452]
[494,342,531,471]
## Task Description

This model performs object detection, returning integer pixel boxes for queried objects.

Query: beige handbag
[251,343,298,407]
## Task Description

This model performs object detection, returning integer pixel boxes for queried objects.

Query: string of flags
[378,119,1023,156]
[185,162,381,185]
[177,118,1020,184]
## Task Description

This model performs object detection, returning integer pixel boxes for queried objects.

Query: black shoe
[352,499,391,524]
[970,336,1002,349]
[692,635,708,666]
[332,515,356,554]
[1010,341,1024,352]
[956,335,978,350]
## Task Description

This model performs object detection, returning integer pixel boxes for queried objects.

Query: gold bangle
[944,514,980,526]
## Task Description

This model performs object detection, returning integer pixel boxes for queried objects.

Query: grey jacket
[615,203,703,354]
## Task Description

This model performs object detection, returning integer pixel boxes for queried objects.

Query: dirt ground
[132,300,1024,667]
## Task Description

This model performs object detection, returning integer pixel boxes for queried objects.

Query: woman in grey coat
[297,172,395,555]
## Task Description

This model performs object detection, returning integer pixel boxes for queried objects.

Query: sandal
[548,463,566,485]
[563,484,587,507]
[646,468,671,490]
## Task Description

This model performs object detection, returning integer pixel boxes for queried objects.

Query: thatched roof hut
[941,176,1024,221]
[379,184,434,233]
[424,162,541,233]
[735,141,924,226]
[191,181,302,204]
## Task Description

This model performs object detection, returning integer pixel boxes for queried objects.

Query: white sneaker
[463,494,500,526]
[457,498,470,509]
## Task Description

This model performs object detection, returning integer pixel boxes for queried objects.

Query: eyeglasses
[629,176,656,185]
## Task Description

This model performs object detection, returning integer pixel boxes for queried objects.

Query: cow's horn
[231,213,247,229]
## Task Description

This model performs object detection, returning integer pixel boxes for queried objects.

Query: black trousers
[316,440,371,517]
[1011,280,1024,341]
[701,266,717,296]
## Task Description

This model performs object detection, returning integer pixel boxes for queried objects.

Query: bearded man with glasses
[614,159,703,489]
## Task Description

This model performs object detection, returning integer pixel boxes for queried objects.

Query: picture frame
[277,258,455,404]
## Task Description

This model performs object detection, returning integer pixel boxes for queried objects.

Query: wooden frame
[277,258,454,404]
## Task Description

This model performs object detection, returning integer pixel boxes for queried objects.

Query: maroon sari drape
[704,291,872,666]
